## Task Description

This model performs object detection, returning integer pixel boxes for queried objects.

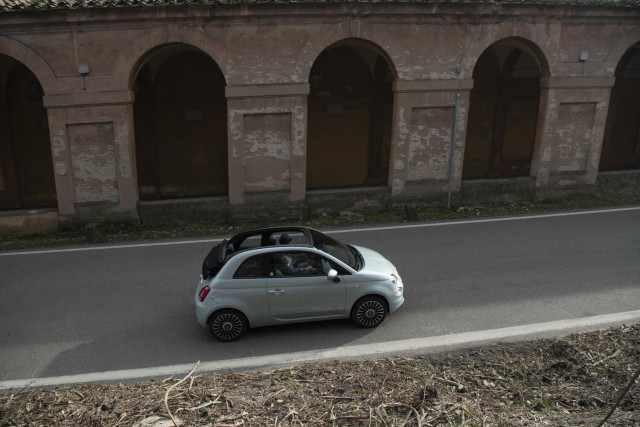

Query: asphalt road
[1,207,639,384]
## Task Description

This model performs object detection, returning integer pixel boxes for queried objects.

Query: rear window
[234,254,270,278]
[236,235,262,251]
[272,231,308,245]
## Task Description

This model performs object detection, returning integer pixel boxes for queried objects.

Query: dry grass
[2,324,639,427]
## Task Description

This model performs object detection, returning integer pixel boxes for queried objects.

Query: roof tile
[0,0,638,12]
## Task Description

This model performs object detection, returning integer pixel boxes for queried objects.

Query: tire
[208,309,248,342]
[351,296,387,328]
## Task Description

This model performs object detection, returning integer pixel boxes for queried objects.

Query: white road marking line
[0,239,220,256]
[2,310,639,390]
[327,206,640,235]
[1,206,639,257]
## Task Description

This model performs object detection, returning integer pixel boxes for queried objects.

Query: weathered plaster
[535,77,616,188]
[68,122,119,204]
[226,92,308,204]
[243,113,292,192]
[407,107,454,182]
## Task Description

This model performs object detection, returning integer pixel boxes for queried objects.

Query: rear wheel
[351,296,387,328]
[208,309,248,342]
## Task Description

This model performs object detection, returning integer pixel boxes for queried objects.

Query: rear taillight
[198,286,211,302]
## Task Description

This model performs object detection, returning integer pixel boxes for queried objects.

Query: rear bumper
[195,296,210,328]
[195,277,213,328]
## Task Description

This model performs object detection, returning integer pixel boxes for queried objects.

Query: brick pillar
[43,91,140,222]
[225,84,310,206]
[389,79,473,200]
[533,77,615,190]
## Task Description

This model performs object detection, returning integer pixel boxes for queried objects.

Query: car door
[267,251,347,321]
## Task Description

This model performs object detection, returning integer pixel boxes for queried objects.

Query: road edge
[3,310,640,391]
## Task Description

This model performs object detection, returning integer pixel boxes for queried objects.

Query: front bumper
[388,293,404,314]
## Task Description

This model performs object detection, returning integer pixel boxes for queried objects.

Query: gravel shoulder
[1,325,639,426]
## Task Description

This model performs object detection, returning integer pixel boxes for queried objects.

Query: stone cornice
[43,90,135,108]
[393,79,475,93]
[540,77,616,89]
[225,83,310,99]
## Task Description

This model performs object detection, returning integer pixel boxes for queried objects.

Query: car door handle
[269,289,285,295]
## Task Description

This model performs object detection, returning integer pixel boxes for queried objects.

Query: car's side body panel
[195,277,269,327]
[267,275,347,320]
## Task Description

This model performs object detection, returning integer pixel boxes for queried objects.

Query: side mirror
[327,269,340,282]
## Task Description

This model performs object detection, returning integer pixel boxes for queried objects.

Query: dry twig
[1,325,639,427]
[164,361,200,426]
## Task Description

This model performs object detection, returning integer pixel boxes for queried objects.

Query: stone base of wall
[229,192,306,226]
[59,203,141,227]
[597,170,640,195]
[306,186,391,216]
[3,173,639,237]
[460,177,535,204]
[534,183,598,201]
[138,196,230,225]
[458,172,640,205]
[137,187,392,226]
[0,209,59,237]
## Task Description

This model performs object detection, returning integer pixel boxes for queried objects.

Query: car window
[309,229,358,270]
[235,234,263,251]
[271,251,346,277]
[234,254,270,278]
[272,231,308,246]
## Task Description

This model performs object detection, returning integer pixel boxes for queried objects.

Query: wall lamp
[77,64,90,75]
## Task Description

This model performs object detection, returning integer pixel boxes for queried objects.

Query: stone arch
[306,37,396,189]
[132,43,228,200]
[604,28,640,77]
[461,25,553,79]
[297,25,400,85]
[600,40,640,171]
[110,25,230,91]
[463,36,547,179]
[0,36,56,92]
[0,53,56,210]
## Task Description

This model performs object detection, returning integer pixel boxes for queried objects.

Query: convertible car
[195,226,404,341]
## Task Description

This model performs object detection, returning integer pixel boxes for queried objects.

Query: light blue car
[195,227,404,341]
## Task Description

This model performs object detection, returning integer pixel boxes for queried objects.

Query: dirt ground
[1,324,639,427]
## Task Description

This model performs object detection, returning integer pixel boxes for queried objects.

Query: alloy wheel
[211,312,245,341]
[355,299,385,327]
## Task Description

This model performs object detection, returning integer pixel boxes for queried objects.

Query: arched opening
[600,43,640,171]
[0,54,56,210]
[307,41,394,189]
[463,39,543,179]
[133,44,228,200]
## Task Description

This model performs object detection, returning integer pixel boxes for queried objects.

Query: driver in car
[275,253,317,275]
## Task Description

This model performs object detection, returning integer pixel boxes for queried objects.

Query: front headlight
[390,274,398,285]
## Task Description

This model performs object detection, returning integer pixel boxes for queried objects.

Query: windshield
[309,229,359,270]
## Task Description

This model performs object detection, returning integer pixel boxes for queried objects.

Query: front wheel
[351,296,387,328]
[208,309,248,342]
